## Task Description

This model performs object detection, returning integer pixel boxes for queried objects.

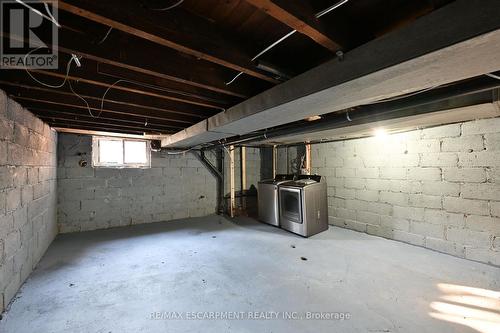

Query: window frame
[92,136,151,169]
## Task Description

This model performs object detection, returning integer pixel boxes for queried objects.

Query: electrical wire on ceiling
[97,27,113,45]
[143,0,185,11]
[96,64,226,107]
[99,77,228,119]
[14,0,61,27]
[23,48,106,119]
[24,46,78,88]
[225,0,350,86]
[68,80,102,118]
[486,73,500,81]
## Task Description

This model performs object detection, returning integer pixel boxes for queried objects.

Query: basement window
[92,136,151,168]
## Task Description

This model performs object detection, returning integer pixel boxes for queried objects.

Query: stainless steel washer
[279,175,328,237]
[258,174,294,226]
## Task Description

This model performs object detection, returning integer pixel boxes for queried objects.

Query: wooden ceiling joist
[1,75,216,119]
[38,115,172,133]
[47,122,149,135]
[28,67,222,110]
[95,63,240,107]
[1,30,257,100]
[54,0,279,84]
[244,0,342,52]
[0,82,202,124]
[30,107,183,130]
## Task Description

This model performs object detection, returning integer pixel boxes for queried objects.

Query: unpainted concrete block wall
[308,118,500,266]
[276,146,302,175]
[57,133,217,233]
[0,90,58,312]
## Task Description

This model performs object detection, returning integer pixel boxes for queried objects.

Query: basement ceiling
[0,0,455,136]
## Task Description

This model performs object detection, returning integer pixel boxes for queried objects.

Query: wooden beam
[29,67,222,110]
[2,50,224,109]
[54,0,279,84]
[1,28,262,99]
[164,0,500,147]
[0,75,215,119]
[29,107,183,130]
[53,127,167,139]
[96,63,240,107]
[50,123,147,135]
[305,143,311,174]
[13,96,196,126]
[0,81,206,123]
[11,99,197,127]
[245,0,341,52]
[38,115,172,133]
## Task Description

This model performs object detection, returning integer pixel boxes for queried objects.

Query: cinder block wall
[0,91,58,312]
[309,118,500,266]
[276,146,303,175]
[57,133,217,233]
[223,147,261,194]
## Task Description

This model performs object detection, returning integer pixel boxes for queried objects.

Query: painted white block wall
[309,118,500,266]
[57,133,217,233]
[223,147,262,194]
[0,90,58,312]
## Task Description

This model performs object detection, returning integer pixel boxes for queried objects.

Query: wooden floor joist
[245,0,342,52]
[0,79,214,119]
[54,0,279,84]
[1,30,256,99]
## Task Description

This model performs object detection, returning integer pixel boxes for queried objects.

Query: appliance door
[258,183,279,225]
[279,187,303,224]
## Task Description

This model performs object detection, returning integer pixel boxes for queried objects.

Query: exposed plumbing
[225,0,350,85]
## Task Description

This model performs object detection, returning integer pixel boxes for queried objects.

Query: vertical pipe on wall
[286,146,289,174]
[241,146,246,190]
[240,146,247,210]
[229,145,235,218]
[216,147,224,214]
[272,145,277,178]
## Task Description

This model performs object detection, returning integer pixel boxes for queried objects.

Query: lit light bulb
[374,128,388,138]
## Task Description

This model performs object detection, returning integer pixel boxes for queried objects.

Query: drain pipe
[217,76,500,146]
[191,149,224,215]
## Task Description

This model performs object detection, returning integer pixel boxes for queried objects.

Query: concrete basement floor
[1,216,499,333]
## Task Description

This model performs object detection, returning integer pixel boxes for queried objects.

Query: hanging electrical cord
[99,77,227,118]
[225,0,349,85]
[97,27,113,45]
[24,48,99,119]
[43,2,60,27]
[24,47,77,88]
[100,79,138,116]
[68,80,102,118]
[97,64,226,109]
[144,0,185,11]
[15,0,61,27]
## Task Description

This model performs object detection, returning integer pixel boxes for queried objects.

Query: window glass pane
[99,140,123,164]
[124,141,147,164]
